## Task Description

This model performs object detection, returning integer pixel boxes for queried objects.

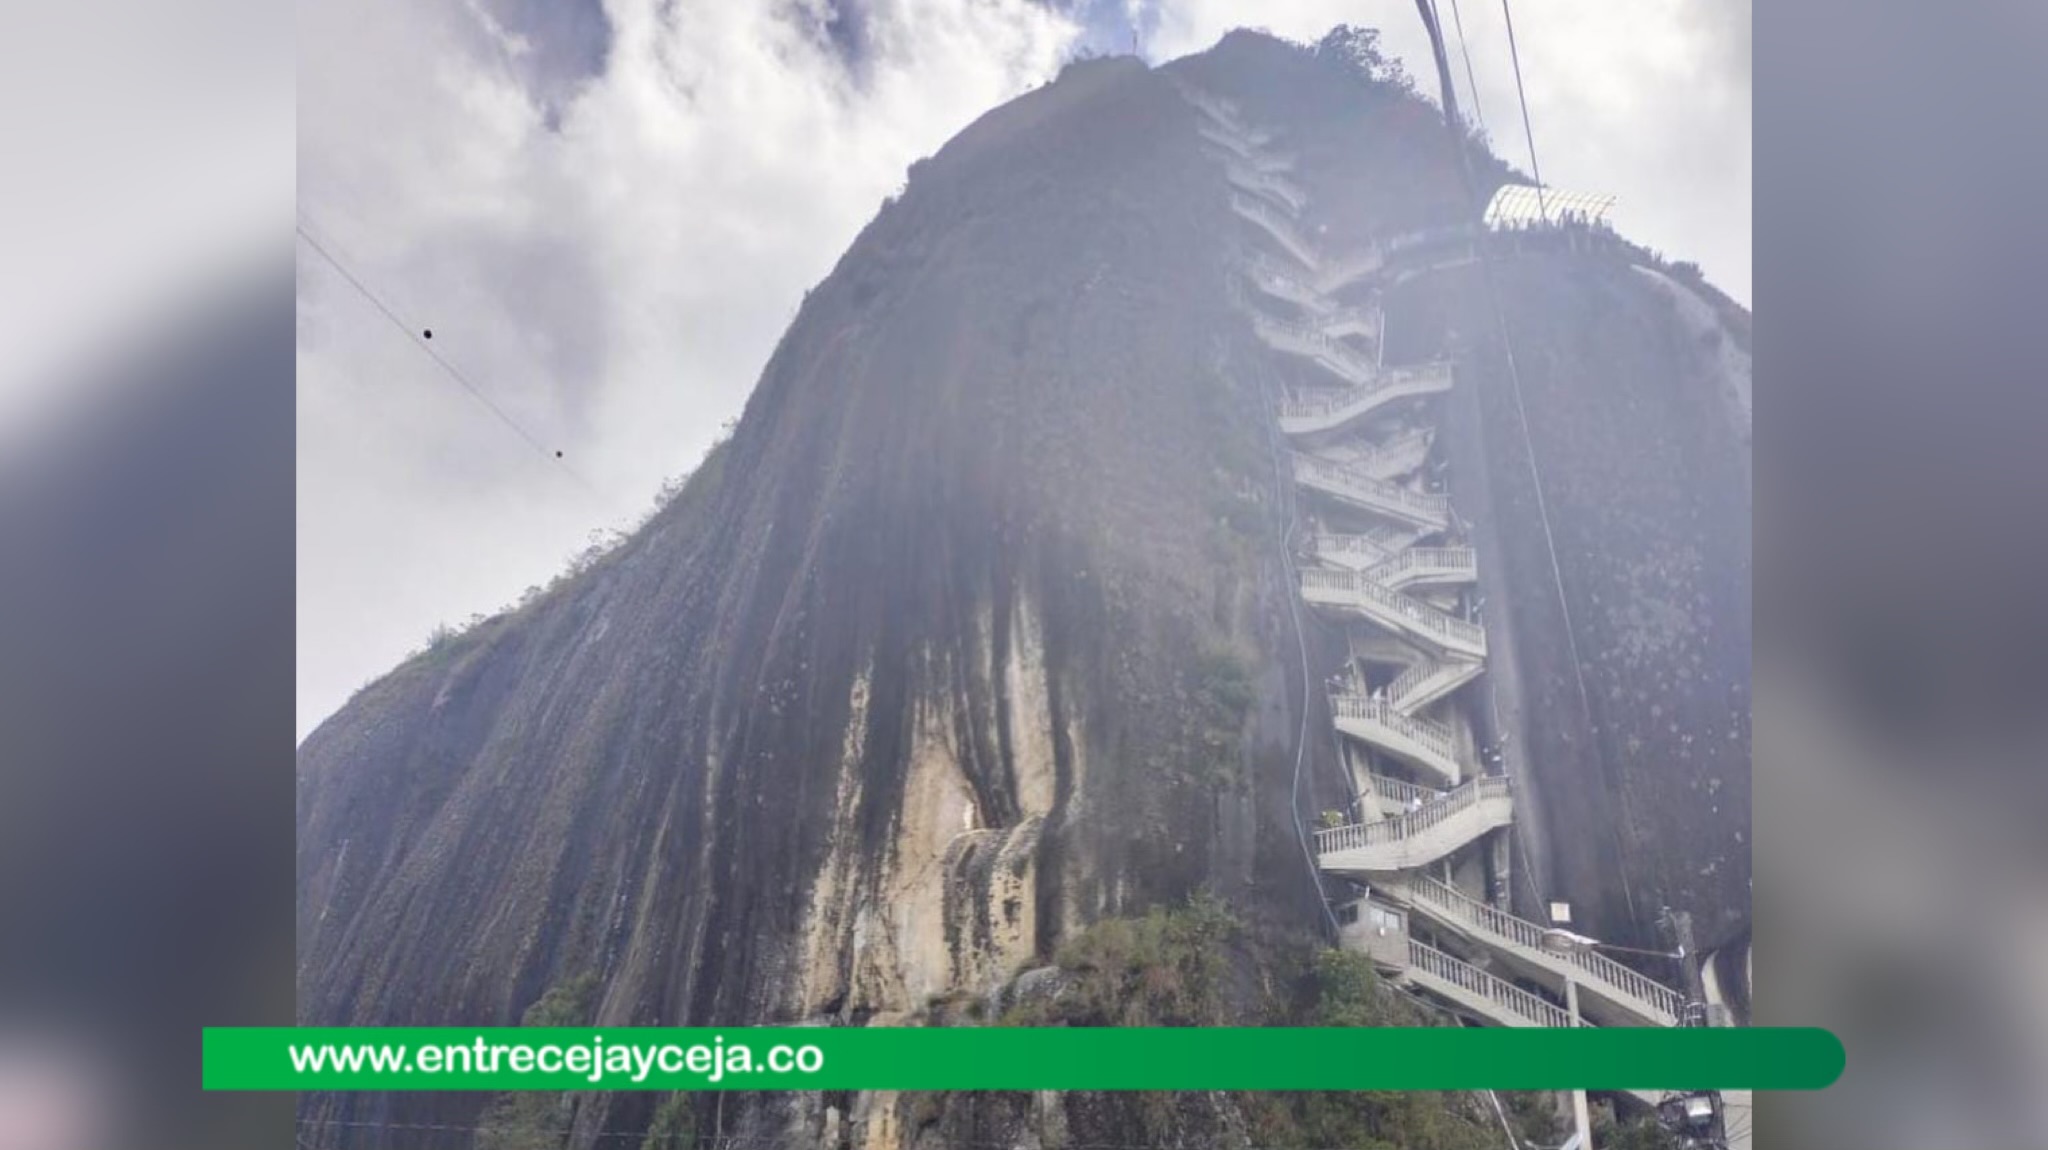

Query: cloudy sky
[297,0,1750,739]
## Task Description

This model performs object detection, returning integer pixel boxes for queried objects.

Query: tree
[1316,25,1415,94]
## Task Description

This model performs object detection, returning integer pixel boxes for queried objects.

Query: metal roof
[1483,184,1617,227]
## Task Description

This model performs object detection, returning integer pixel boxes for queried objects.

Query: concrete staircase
[1321,303,1383,342]
[1300,428,1432,481]
[1302,532,1395,571]
[1316,224,1487,293]
[1380,873,1686,1027]
[1245,253,1330,314]
[1196,120,1271,159]
[1363,772,1447,819]
[1230,192,1318,269]
[1252,313,1380,385]
[1189,84,1704,1082]
[1226,163,1307,214]
[1327,693,1468,787]
[1405,937,1573,1027]
[1316,776,1512,871]
[1367,545,1477,590]
[1290,453,1451,530]
[1300,568,1487,659]
[1276,363,1455,437]
[1387,653,1486,712]
[1400,941,1665,1107]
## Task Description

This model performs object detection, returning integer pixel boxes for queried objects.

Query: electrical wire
[1484,1086,1523,1149]
[1407,0,1645,932]
[1485,669,1549,914]
[1218,260,1340,934]
[1497,0,1548,221]
[1262,349,1340,937]
[1446,0,1489,135]
[1470,229,1641,930]
[296,216,603,500]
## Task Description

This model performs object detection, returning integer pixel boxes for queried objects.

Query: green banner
[206,1026,1841,1092]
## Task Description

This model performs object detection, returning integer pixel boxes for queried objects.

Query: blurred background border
[4,1,2047,1147]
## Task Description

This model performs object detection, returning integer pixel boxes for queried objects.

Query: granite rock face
[299,28,1748,1149]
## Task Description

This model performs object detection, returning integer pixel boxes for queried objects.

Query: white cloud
[296,0,1747,739]
[296,0,1080,737]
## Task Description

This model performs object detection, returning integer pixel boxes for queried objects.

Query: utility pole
[1656,907,1729,1149]
[1565,979,1593,1150]
[1661,907,1708,1026]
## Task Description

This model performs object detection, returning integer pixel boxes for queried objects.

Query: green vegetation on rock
[638,1093,697,1150]
[993,898,1563,1149]
[1005,892,1238,1027]
[474,973,601,1150]
[1187,643,1256,789]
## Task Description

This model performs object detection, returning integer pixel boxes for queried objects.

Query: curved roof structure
[1483,184,1616,227]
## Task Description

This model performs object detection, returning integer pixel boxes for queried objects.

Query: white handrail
[1315,224,1488,290]
[1368,546,1477,584]
[1324,694,1467,772]
[1276,361,1455,420]
[1323,304,1383,338]
[1365,523,1423,550]
[1230,194,1315,264]
[1243,254,1324,308]
[1198,122,1260,160]
[1317,247,1384,290]
[1183,89,1247,135]
[1353,426,1434,459]
[1299,568,1486,653]
[1403,874,1686,1022]
[1297,428,1429,479]
[1318,769,1515,851]
[1384,654,1483,712]
[1408,939,1574,1028]
[1227,165,1306,213]
[1386,659,1436,706]
[1303,533,1394,565]
[1369,774,1446,811]
[1290,457,1450,518]
[1252,313,1376,375]
[1231,192,1295,232]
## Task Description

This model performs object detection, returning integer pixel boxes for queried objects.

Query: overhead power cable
[1261,352,1341,937]
[1497,0,1547,220]
[1446,0,1489,135]
[295,216,602,499]
[1484,1086,1523,1149]
[1411,0,1642,928]
[1463,0,1648,923]
[1470,224,1641,930]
